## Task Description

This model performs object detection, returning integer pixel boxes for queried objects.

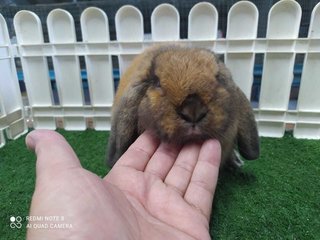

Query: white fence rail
[1,0,320,148]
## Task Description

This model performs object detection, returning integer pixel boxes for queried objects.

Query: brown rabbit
[107,44,259,167]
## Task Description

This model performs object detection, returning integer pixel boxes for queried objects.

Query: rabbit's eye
[152,75,161,88]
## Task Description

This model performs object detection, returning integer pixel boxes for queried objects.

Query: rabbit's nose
[177,94,208,123]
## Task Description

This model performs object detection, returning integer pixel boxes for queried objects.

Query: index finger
[116,131,160,171]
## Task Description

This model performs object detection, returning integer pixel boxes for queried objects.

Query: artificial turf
[0,129,319,239]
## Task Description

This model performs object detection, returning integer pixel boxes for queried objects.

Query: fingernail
[25,131,36,151]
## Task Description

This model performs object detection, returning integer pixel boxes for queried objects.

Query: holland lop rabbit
[107,45,259,168]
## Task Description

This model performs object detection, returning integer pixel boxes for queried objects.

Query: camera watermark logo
[9,215,72,230]
[10,216,22,229]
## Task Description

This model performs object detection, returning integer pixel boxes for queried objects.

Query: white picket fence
[1,0,320,148]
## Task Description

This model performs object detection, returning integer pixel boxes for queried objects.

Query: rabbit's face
[108,45,259,166]
[138,48,236,143]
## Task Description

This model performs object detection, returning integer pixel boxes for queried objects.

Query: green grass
[212,134,320,239]
[0,130,319,239]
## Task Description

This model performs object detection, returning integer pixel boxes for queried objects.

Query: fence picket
[188,2,218,40]
[115,5,143,75]
[294,2,320,139]
[14,10,56,129]
[151,4,180,41]
[47,9,85,130]
[258,0,301,137]
[80,7,113,130]
[0,14,9,147]
[0,14,26,145]
[225,1,258,99]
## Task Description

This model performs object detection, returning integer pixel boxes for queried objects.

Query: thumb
[26,130,82,180]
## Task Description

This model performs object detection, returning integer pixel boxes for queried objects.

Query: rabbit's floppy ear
[107,45,167,167]
[215,56,259,161]
[236,90,260,160]
[107,81,149,167]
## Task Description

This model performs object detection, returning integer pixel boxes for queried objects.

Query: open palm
[26,130,221,240]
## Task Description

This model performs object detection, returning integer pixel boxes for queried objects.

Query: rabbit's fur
[107,44,259,167]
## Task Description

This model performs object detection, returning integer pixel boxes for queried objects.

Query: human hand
[26,130,221,240]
